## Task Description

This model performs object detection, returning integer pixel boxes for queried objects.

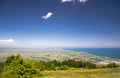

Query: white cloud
[61,0,87,3]
[42,12,53,19]
[62,0,73,3]
[0,39,14,43]
[79,0,87,3]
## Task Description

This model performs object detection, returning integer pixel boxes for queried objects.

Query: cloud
[61,0,87,3]
[42,12,53,19]
[62,0,73,3]
[0,39,14,43]
[79,0,87,3]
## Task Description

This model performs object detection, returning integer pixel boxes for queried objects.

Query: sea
[64,48,120,59]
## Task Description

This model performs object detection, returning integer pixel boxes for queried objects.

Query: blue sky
[0,0,120,48]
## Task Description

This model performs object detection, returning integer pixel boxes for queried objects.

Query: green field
[41,68,120,78]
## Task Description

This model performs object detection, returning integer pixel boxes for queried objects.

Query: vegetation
[0,54,120,78]
[41,68,120,78]
[58,65,69,70]
[0,62,4,72]
[4,54,42,78]
[106,63,119,68]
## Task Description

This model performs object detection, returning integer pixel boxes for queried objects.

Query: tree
[35,61,47,71]
[107,63,119,68]
[4,54,42,77]
[49,63,56,70]
[83,61,96,69]
[5,55,15,65]
[0,62,4,72]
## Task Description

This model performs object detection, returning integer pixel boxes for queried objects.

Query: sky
[0,0,120,48]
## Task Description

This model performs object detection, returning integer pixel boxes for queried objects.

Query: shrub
[106,63,119,68]
[0,62,4,72]
[49,63,56,70]
[58,65,69,70]
[83,62,96,69]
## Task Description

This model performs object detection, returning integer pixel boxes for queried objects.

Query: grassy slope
[41,68,120,78]
[0,68,120,78]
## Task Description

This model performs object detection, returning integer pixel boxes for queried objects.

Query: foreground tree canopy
[4,54,41,77]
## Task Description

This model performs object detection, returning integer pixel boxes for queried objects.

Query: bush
[0,62,4,72]
[106,63,119,68]
[49,63,56,70]
[83,62,96,69]
[58,65,69,70]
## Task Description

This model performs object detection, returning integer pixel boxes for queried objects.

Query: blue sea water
[64,48,120,59]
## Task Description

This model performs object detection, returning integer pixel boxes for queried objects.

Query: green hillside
[0,54,120,78]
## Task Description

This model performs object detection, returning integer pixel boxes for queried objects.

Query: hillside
[0,50,120,78]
